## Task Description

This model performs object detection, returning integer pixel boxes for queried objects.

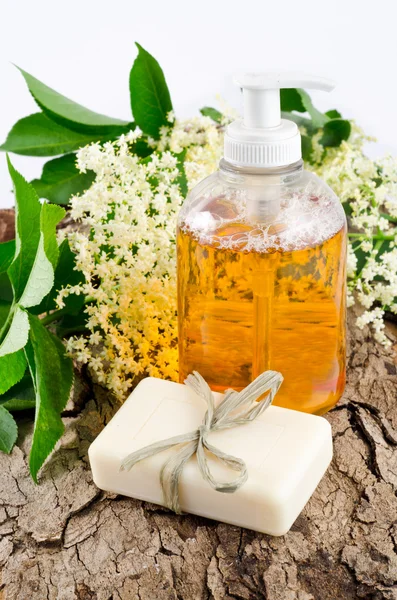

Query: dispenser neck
[219,158,304,183]
[244,88,281,128]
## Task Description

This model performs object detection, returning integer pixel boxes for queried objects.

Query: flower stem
[40,308,67,326]
[39,296,95,327]
[380,212,397,224]
[348,232,394,241]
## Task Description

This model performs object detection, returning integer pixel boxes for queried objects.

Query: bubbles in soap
[182,185,346,253]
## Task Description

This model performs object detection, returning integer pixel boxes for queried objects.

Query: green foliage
[0,307,29,355]
[31,154,95,205]
[281,88,325,127]
[0,405,18,453]
[55,312,88,338]
[129,43,173,139]
[25,315,73,482]
[175,150,188,198]
[297,89,327,128]
[301,135,313,162]
[200,107,223,123]
[7,156,43,301]
[280,89,351,158]
[0,113,102,157]
[0,372,35,412]
[325,109,342,119]
[0,350,27,395]
[30,239,85,316]
[320,119,351,147]
[280,88,306,113]
[0,240,15,274]
[2,44,351,206]
[17,67,132,135]
[0,157,83,480]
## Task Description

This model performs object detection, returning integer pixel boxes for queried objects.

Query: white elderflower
[346,245,358,278]
[308,121,397,343]
[60,108,397,399]
[58,142,185,397]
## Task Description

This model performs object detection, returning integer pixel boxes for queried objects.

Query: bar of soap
[89,377,332,536]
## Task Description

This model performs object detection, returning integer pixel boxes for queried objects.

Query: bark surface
[0,313,396,600]
[1,212,397,599]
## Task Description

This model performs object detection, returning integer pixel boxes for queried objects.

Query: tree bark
[0,204,396,600]
[0,312,396,600]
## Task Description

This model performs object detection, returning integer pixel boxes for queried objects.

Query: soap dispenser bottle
[177,74,347,415]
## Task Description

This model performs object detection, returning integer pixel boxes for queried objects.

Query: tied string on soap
[120,370,283,514]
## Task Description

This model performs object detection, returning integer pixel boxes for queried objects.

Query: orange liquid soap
[178,189,347,415]
[177,72,347,415]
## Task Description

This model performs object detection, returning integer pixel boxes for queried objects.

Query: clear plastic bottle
[177,74,347,414]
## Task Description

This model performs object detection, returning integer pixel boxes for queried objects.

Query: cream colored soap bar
[89,377,332,536]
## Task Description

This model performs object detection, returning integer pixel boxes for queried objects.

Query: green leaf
[0,113,110,157]
[301,135,314,163]
[7,156,42,302]
[281,89,327,128]
[175,150,188,198]
[351,241,367,274]
[17,235,53,309]
[11,202,65,311]
[0,241,14,303]
[325,109,342,119]
[0,406,18,453]
[280,89,306,113]
[0,240,15,274]
[320,119,351,148]
[6,158,61,307]
[51,239,85,314]
[0,300,11,326]
[130,137,155,158]
[0,350,27,395]
[380,212,397,224]
[16,67,133,135]
[41,203,65,268]
[129,43,173,139]
[0,306,29,356]
[0,273,13,303]
[31,239,85,316]
[298,90,327,128]
[25,314,73,482]
[31,154,95,205]
[13,201,64,310]
[200,107,223,123]
[0,372,35,412]
[55,311,88,337]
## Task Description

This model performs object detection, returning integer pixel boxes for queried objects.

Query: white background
[1,0,397,208]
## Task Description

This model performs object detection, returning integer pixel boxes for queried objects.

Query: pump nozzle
[224,72,335,168]
[234,73,335,129]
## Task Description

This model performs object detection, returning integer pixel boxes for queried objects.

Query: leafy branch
[1,44,349,204]
[0,157,86,481]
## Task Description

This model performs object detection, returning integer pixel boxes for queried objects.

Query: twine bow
[120,370,283,514]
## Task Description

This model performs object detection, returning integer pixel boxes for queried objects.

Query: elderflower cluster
[308,123,397,345]
[58,117,224,397]
[58,134,183,395]
[59,113,397,396]
[156,110,227,188]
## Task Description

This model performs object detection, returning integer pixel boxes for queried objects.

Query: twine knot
[120,370,283,514]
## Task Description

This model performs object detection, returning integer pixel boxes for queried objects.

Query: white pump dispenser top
[224,73,335,168]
